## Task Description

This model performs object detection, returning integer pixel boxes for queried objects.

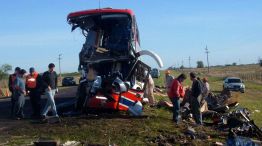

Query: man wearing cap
[13,69,27,119]
[165,70,174,94]
[8,67,20,117]
[189,72,203,125]
[26,67,42,119]
[202,77,210,97]
[41,63,59,118]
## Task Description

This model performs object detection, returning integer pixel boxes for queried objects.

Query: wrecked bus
[67,8,163,115]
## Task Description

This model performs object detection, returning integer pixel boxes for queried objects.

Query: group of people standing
[165,71,210,126]
[8,63,59,120]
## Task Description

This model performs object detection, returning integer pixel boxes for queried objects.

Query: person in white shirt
[202,77,210,97]
[165,70,174,93]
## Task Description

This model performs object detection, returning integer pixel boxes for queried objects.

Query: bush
[197,61,204,68]
[0,64,12,80]
[259,59,262,66]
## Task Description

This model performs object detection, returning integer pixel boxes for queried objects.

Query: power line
[181,59,184,71]
[98,0,102,9]
[188,56,191,69]
[205,46,210,73]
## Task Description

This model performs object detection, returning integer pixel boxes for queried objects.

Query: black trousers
[28,89,41,117]
[10,92,15,117]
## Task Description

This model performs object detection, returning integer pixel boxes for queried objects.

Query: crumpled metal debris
[184,127,196,139]
[226,136,262,146]
[62,141,81,146]
[204,90,239,113]
[224,108,262,140]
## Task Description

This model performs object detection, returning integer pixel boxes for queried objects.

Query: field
[154,66,262,127]
[0,65,261,145]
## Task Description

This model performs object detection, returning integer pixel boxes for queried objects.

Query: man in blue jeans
[14,69,27,119]
[41,63,58,118]
[168,73,187,124]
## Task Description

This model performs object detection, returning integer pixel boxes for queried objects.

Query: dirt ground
[0,86,225,145]
[1,84,260,145]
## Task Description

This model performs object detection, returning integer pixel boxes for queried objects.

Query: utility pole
[188,56,191,69]
[58,54,62,78]
[205,46,210,73]
[181,59,184,72]
[239,59,241,65]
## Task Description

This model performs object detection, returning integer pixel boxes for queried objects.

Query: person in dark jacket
[8,67,20,117]
[41,63,59,118]
[26,67,43,119]
[190,72,203,125]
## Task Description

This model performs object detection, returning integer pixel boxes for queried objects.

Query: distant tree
[259,59,262,66]
[196,61,204,68]
[0,64,12,80]
[180,65,184,69]
[232,62,237,66]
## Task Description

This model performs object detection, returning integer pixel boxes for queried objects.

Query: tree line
[0,64,12,80]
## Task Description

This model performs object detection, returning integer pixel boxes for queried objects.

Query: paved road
[0,86,77,119]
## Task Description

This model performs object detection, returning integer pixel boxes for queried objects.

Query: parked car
[150,68,160,78]
[223,77,245,93]
[62,77,76,86]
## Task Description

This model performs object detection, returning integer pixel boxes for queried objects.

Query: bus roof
[67,8,134,20]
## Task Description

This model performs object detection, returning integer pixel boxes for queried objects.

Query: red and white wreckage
[63,8,163,116]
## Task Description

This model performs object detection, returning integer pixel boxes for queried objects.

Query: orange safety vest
[26,72,38,89]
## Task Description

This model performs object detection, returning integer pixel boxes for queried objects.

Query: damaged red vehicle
[67,8,163,115]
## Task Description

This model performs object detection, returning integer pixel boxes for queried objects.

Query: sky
[0,0,261,73]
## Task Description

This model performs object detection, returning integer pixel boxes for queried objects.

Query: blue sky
[0,0,261,73]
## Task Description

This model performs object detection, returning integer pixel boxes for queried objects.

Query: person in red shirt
[168,73,187,124]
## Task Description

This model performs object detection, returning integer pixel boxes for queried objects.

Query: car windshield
[64,77,73,80]
[73,13,132,61]
[228,79,241,83]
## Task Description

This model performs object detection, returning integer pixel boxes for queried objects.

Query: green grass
[2,108,222,146]
[1,67,262,145]
[154,69,262,127]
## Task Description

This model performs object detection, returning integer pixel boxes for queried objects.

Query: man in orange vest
[26,67,42,119]
[8,67,21,117]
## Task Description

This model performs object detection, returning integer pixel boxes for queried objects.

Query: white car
[223,77,245,93]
